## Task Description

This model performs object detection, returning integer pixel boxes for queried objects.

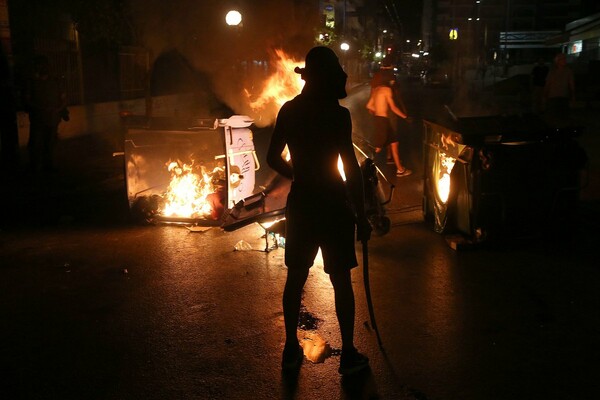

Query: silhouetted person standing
[530,58,549,114]
[267,46,371,375]
[24,55,66,173]
[544,53,575,118]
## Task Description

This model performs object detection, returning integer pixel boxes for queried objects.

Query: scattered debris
[299,331,331,364]
[233,240,252,251]
[186,225,212,233]
[444,234,480,250]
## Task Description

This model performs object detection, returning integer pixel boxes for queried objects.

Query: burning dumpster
[422,114,586,244]
[122,115,258,224]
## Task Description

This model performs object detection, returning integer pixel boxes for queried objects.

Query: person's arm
[338,108,371,242]
[366,93,375,114]
[384,87,407,119]
[267,106,293,180]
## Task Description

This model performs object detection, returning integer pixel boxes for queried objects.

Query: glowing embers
[436,153,457,204]
[246,49,305,112]
[161,160,225,220]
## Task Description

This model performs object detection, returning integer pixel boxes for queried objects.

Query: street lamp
[225,10,242,26]
[225,10,243,74]
[339,42,350,71]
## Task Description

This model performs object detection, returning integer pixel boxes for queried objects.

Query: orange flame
[245,49,348,180]
[437,154,456,203]
[247,49,305,111]
[160,160,221,219]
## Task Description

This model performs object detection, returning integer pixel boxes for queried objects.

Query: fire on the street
[247,49,305,111]
[155,49,346,221]
[246,48,347,179]
[161,160,223,219]
[437,154,456,203]
[157,50,305,221]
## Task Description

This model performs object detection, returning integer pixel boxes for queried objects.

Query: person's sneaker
[396,168,413,177]
[281,344,303,371]
[338,347,369,375]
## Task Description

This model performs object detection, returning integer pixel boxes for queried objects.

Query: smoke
[129,0,319,126]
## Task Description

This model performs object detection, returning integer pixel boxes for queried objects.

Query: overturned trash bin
[422,114,587,245]
[122,115,258,225]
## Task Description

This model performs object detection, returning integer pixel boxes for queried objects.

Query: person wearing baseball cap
[268,46,371,375]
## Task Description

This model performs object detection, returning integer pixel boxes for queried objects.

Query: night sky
[379,0,423,38]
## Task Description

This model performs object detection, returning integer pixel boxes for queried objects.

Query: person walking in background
[23,55,67,173]
[544,53,575,118]
[366,69,412,177]
[530,58,549,114]
[267,46,372,375]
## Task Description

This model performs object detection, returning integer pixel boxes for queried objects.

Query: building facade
[423,0,589,66]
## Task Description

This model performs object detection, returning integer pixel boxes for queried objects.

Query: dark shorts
[546,97,570,116]
[372,116,398,148]
[284,186,358,274]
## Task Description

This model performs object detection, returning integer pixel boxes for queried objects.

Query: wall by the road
[16,93,197,147]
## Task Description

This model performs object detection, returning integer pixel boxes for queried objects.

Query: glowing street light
[340,42,350,52]
[225,10,242,26]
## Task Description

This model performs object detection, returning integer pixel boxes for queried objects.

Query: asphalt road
[1,81,599,400]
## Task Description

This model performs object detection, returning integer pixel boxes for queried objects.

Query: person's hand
[356,216,372,242]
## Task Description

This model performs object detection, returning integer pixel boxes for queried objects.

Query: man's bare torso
[367,86,394,117]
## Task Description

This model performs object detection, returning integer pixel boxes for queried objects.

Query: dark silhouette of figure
[530,58,549,113]
[0,44,20,172]
[24,55,67,172]
[267,46,372,375]
[544,53,575,118]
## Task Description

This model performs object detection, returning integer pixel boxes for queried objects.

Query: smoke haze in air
[130,0,319,125]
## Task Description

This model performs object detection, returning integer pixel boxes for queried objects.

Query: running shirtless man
[366,72,412,177]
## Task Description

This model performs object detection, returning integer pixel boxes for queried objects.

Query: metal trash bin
[122,115,259,224]
[422,114,586,243]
